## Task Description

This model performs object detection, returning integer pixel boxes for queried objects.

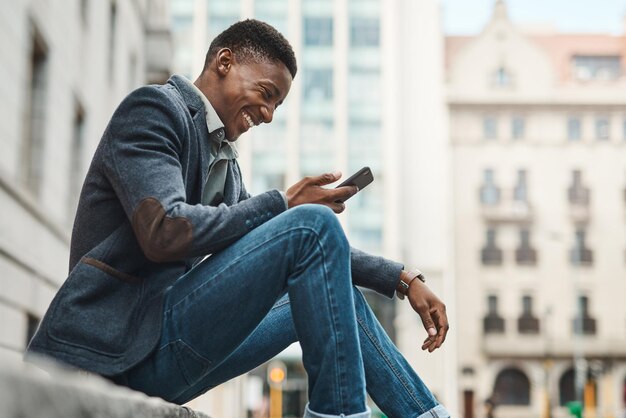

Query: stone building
[0,0,171,373]
[447,1,626,417]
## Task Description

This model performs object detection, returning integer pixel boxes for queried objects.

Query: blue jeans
[113,205,449,418]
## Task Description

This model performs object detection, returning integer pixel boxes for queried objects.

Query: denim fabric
[113,205,449,417]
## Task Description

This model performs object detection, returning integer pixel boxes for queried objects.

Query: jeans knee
[287,204,349,253]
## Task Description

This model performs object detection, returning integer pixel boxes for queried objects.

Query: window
[513,169,527,202]
[595,116,610,140]
[484,295,505,333]
[68,101,86,217]
[303,68,333,101]
[493,67,511,87]
[348,68,380,119]
[493,368,531,405]
[518,295,539,333]
[516,228,537,265]
[481,228,503,265]
[511,116,525,140]
[570,229,593,266]
[568,116,581,141]
[350,17,379,47]
[21,25,49,196]
[559,369,575,406]
[573,295,596,335]
[568,170,590,205]
[480,169,500,205]
[108,1,117,81]
[80,0,89,27]
[208,15,240,38]
[304,17,333,46]
[572,55,621,81]
[483,116,497,140]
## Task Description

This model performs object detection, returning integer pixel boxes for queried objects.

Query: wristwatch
[396,268,426,300]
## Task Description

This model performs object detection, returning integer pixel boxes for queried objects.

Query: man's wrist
[396,268,426,300]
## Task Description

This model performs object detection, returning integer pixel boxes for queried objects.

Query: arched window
[493,367,531,405]
[559,368,575,406]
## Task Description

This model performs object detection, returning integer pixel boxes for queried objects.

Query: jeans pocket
[172,339,212,386]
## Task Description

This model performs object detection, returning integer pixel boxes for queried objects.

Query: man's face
[212,54,292,141]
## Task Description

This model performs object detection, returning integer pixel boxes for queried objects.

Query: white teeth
[243,111,254,128]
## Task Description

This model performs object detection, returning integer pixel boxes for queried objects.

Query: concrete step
[1,354,210,418]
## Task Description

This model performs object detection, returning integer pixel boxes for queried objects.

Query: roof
[445,32,626,83]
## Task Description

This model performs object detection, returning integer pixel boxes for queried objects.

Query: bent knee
[287,204,348,247]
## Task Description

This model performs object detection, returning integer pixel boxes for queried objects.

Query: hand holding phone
[334,167,374,203]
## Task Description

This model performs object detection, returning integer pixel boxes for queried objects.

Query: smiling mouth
[242,110,255,129]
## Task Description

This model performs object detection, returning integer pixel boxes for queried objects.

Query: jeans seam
[356,313,426,412]
[320,238,344,412]
[164,225,324,316]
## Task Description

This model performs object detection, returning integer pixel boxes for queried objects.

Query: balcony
[484,315,505,334]
[573,316,597,335]
[515,247,537,265]
[568,188,590,223]
[517,316,540,334]
[481,189,532,223]
[481,247,503,266]
[569,248,593,266]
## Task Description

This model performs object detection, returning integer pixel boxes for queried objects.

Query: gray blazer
[26,75,403,376]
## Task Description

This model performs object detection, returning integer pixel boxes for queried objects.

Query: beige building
[0,0,171,367]
[447,1,626,417]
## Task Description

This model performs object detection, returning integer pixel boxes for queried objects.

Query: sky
[442,0,626,35]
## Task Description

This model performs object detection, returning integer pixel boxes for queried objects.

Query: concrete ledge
[1,355,210,418]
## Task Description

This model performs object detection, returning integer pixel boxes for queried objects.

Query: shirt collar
[179,76,238,158]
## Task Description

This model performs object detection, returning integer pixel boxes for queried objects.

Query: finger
[329,201,346,214]
[422,337,437,352]
[331,185,358,202]
[432,309,449,348]
[418,312,438,341]
[311,171,341,186]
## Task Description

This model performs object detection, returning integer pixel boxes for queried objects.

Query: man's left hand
[402,271,449,353]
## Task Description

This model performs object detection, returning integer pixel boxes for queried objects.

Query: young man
[26,20,450,418]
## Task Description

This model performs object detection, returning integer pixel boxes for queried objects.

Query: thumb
[313,171,341,186]
[420,314,437,338]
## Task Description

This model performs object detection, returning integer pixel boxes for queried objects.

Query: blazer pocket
[48,258,144,357]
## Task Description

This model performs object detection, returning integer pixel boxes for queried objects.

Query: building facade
[0,0,171,374]
[447,2,626,417]
[170,0,455,416]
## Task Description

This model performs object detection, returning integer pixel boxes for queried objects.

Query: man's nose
[260,106,274,124]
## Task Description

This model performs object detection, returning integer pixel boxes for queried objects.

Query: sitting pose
[27,19,450,418]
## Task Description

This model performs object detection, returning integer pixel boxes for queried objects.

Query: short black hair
[204,19,297,78]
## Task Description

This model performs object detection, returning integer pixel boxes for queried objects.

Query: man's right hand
[286,172,357,214]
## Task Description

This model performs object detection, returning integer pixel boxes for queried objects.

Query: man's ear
[216,48,233,76]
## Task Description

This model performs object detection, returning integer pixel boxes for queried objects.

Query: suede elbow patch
[131,197,192,262]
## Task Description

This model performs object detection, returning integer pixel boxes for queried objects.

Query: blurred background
[1,0,625,417]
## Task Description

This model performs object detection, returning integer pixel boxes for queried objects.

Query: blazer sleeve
[101,86,287,263]
[350,247,403,299]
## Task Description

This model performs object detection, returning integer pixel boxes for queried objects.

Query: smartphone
[334,167,374,203]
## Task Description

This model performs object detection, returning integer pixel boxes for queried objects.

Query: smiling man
[26,20,450,418]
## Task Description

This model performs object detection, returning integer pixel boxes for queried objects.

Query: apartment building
[447,2,626,417]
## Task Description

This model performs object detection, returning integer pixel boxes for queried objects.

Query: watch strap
[396,268,426,300]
